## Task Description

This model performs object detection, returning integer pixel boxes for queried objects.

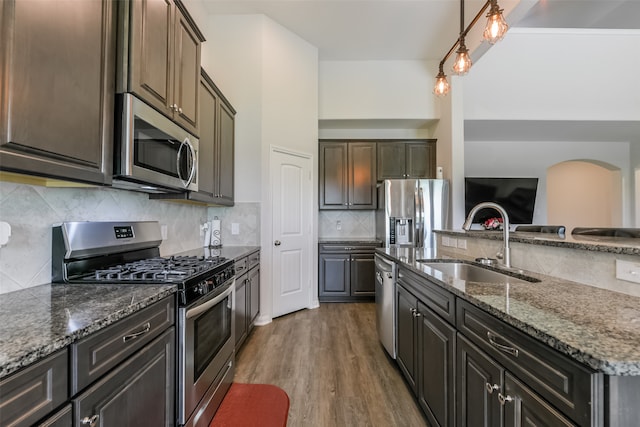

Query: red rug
[209,383,290,427]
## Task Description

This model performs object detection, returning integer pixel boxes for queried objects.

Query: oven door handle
[186,281,234,319]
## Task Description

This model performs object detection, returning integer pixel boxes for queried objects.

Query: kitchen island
[378,237,640,426]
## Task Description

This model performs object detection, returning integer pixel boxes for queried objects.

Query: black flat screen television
[465,177,538,224]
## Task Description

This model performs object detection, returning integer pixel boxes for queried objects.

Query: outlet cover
[616,259,640,284]
[457,239,467,249]
[231,223,240,235]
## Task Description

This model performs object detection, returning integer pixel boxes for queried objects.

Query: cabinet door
[0,350,67,427]
[0,0,115,185]
[348,142,377,209]
[318,253,350,296]
[249,266,260,326]
[235,273,248,348]
[172,3,200,135]
[74,327,175,427]
[406,142,435,178]
[503,373,576,427]
[377,142,406,180]
[350,253,375,296]
[217,99,235,205]
[130,0,174,116]
[457,334,503,427]
[319,142,348,209]
[197,72,218,199]
[418,303,456,427]
[396,285,418,394]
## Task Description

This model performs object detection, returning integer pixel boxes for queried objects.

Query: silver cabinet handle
[274,240,281,246]
[485,383,500,394]
[498,393,513,405]
[410,308,422,318]
[81,415,99,426]
[487,332,519,357]
[123,322,151,343]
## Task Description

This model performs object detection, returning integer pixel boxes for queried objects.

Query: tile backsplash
[319,210,375,238]
[0,182,214,295]
[207,202,260,246]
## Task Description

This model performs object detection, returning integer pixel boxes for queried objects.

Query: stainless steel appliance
[375,179,449,249]
[113,93,199,194]
[52,221,234,427]
[375,254,396,359]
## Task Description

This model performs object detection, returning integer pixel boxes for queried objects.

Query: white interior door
[271,148,312,317]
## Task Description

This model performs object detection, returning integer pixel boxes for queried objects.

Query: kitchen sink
[416,261,539,285]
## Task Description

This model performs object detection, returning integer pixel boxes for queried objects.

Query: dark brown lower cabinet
[73,327,175,426]
[396,283,455,427]
[318,243,379,302]
[235,250,260,350]
[503,373,575,426]
[457,334,503,427]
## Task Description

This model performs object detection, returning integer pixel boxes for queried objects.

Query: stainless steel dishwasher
[375,254,396,359]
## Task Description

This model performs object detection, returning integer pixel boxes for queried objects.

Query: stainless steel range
[52,221,235,427]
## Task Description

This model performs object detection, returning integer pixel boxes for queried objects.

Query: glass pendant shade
[452,42,472,75]
[433,71,450,97]
[483,2,508,44]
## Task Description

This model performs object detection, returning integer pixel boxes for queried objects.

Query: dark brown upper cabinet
[377,140,436,180]
[0,0,116,185]
[121,0,204,136]
[319,141,377,210]
[151,69,235,205]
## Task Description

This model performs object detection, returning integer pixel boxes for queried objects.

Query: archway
[547,160,622,232]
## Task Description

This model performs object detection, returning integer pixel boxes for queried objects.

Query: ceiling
[198,0,640,61]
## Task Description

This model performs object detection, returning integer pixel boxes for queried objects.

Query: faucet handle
[496,251,504,260]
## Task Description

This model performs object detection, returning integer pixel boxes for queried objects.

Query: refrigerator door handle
[415,186,424,248]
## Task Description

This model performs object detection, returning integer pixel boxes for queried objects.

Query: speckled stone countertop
[0,283,176,380]
[174,245,260,261]
[377,247,640,376]
[0,247,261,381]
[436,229,640,256]
[318,238,382,245]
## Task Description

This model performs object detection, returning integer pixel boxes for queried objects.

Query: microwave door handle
[177,138,196,188]
[184,138,196,186]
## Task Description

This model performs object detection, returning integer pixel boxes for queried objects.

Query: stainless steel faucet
[462,202,511,268]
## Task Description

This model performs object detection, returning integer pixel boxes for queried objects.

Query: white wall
[189,11,319,322]
[464,28,640,121]
[318,59,441,140]
[319,60,438,120]
[464,141,631,225]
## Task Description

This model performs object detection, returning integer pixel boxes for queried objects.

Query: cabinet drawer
[235,257,248,275]
[397,267,456,325]
[319,243,379,253]
[71,296,175,394]
[0,350,68,427]
[457,299,599,426]
[247,251,260,270]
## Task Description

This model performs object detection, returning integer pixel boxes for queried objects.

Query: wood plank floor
[234,303,429,427]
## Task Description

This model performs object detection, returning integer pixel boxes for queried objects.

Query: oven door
[178,280,234,425]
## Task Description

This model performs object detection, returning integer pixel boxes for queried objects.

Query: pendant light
[452,0,472,75]
[483,0,509,44]
[433,64,450,97]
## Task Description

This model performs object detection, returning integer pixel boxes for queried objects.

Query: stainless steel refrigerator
[375,179,449,359]
[375,179,450,248]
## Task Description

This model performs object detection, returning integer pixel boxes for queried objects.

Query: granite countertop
[377,247,640,376]
[174,245,261,261]
[436,229,640,256]
[0,246,260,381]
[318,238,382,245]
[0,283,176,380]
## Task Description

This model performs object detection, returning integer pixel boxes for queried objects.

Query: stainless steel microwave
[113,94,198,193]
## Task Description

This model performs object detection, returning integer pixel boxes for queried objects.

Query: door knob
[274,240,281,246]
